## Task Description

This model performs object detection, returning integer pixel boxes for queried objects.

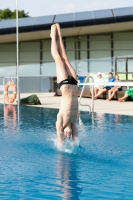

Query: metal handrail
[78,76,94,112]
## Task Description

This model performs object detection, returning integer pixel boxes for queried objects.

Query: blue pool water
[0,104,133,199]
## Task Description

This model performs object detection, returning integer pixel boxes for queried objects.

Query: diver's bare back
[58,84,78,127]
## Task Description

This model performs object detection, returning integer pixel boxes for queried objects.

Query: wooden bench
[56,84,133,101]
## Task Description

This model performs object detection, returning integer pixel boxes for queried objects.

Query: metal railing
[79,82,133,87]
[78,76,94,112]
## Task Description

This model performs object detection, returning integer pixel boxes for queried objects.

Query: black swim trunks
[58,76,78,89]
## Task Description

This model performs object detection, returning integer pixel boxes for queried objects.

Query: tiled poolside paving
[0,92,133,116]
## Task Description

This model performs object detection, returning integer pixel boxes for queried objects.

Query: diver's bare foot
[94,96,97,100]
[55,23,62,37]
[50,24,57,38]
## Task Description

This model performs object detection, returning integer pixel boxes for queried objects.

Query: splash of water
[53,137,79,154]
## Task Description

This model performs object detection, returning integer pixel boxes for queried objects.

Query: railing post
[16,0,20,115]
[78,75,94,112]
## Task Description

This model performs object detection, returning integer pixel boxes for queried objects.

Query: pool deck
[0,92,133,116]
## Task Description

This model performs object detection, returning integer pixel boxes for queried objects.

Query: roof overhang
[0,6,133,43]
[0,21,133,44]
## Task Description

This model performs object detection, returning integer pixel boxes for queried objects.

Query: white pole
[16,0,20,118]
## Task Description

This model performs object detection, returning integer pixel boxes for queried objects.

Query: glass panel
[66,51,77,71]
[20,42,40,51]
[128,60,133,74]
[117,59,126,74]
[19,63,40,76]
[114,32,133,76]
[43,40,53,75]
[0,19,16,28]
[0,63,16,76]
[43,51,53,62]
[114,52,133,79]
[66,38,76,70]
[19,42,40,75]
[118,74,126,81]
[43,40,51,51]
[40,77,50,92]
[89,57,112,73]
[89,50,112,73]
[89,35,111,73]
[114,51,133,57]
[114,41,133,50]
[18,17,35,27]
[0,43,16,51]
[66,38,75,50]
[80,36,87,49]
[42,62,56,76]
[90,50,111,59]
[90,35,111,48]
[79,36,88,75]
[93,9,113,19]
[113,32,133,40]
[113,7,133,16]
[78,59,88,75]
[54,13,74,23]
[0,44,16,76]
[90,35,111,40]
[34,15,54,25]
[113,32,133,56]
[75,11,92,21]
[0,52,16,62]
[90,40,111,50]
[20,52,40,62]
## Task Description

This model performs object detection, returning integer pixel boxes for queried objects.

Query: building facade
[0,7,133,92]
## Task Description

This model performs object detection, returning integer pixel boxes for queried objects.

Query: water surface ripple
[0,104,133,199]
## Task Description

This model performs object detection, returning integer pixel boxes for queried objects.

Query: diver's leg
[56,23,77,81]
[51,24,68,83]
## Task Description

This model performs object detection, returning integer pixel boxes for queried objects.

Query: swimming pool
[0,104,133,199]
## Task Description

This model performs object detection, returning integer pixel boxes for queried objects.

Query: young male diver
[50,24,79,148]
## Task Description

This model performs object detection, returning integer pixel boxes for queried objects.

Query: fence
[0,76,52,94]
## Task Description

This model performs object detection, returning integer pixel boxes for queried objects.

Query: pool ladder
[78,76,94,112]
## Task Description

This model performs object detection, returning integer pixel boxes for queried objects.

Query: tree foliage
[0,8,29,20]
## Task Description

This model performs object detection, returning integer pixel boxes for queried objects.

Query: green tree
[12,10,29,18]
[0,8,29,21]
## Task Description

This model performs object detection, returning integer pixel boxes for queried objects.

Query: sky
[1,0,133,17]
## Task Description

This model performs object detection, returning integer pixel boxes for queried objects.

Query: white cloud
[51,3,76,14]
[65,3,76,13]
[78,2,110,12]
